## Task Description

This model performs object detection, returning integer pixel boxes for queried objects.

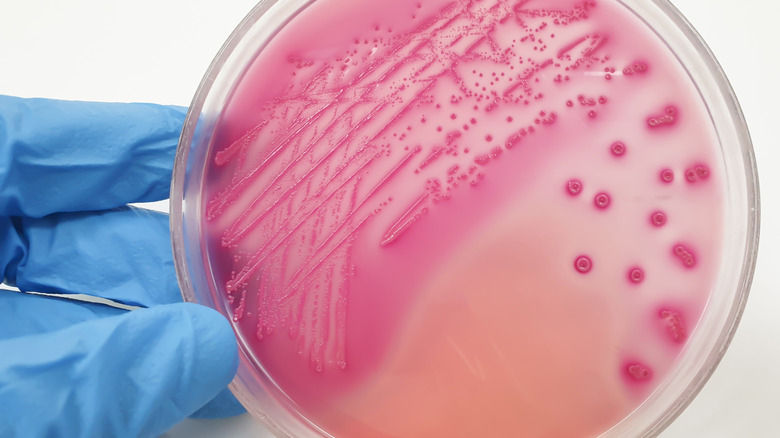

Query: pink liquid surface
[203,0,724,436]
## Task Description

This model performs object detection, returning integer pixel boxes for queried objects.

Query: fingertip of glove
[166,302,239,386]
[165,303,246,419]
[135,302,240,426]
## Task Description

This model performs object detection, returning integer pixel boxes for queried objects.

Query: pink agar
[202,0,724,436]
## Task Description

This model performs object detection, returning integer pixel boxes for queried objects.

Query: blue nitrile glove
[0,96,245,438]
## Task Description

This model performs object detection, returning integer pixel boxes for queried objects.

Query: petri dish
[170,0,759,436]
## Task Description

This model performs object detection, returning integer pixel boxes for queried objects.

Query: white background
[0,1,777,437]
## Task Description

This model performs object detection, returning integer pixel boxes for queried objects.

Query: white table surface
[1,1,776,437]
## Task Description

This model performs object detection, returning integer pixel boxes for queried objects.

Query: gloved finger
[0,95,186,217]
[0,288,124,340]
[3,206,181,308]
[0,289,245,419]
[0,302,239,438]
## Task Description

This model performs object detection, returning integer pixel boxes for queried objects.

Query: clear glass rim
[170,0,760,436]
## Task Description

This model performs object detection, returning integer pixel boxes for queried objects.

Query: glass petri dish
[171,0,759,436]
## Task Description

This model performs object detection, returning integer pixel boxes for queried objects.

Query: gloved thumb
[0,302,239,438]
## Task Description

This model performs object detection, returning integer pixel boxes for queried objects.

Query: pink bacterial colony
[202,0,724,436]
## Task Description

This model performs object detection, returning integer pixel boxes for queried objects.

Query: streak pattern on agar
[205,0,714,378]
[207,0,610,370]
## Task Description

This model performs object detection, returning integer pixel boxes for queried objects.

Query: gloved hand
[0,95,245,438]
